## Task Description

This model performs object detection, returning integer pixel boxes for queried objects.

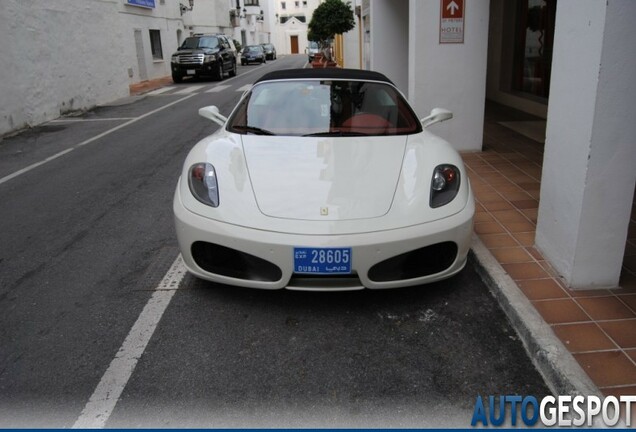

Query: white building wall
[271,0,319,55]
[118,1,184,83]
[274,18,307,55]
[341,13,361,70]
[184,0,232,35]
[0,0,129,135]
[536,0,636,289]
[368,0,408,93]
[230,0,269,48]
[0,0,230,137]
[408,0,489,151]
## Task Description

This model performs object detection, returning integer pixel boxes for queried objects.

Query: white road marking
[172,85,206,95]
[0,94,195,187]
[73,255,187,429]
[236,84,252,92]
[146,86,176,95]
[49,118,136,123]
[205,84,231,93]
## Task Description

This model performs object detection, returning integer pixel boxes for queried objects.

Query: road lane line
[172,85,206,95]
[0,94,195,187]
[236,84,252,92]
[49,118,136,123]
[72,255,187,429]
[205,84,231,93]
[146,86,176,95]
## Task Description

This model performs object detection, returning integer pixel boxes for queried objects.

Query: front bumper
[242,56,263,63]
[174,187,474,291]
[171,61,218,76]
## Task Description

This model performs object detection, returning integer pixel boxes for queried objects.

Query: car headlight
[203,54,215,63]
[171,55,179,63]
[430,164,460,208]
[188,163,219,207]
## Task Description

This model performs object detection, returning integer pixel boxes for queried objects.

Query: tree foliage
[308,0,355,46]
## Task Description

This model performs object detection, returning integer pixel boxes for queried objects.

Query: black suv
[170,34,237,83]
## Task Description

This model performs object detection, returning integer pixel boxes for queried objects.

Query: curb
[470,234,600,397]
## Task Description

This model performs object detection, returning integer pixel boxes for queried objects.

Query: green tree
[308,0,355,49]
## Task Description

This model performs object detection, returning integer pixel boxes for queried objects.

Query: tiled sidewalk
[463,102,636,398]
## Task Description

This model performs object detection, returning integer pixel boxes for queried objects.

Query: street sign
[440,0,465,44]
[126,0,156,8]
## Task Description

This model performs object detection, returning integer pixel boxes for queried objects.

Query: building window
[302,0,307,6]
[512,0,556,99]
[244,0,259,5]
[281,1,286,9]
[295,1,299,7]
[149,29,163,60]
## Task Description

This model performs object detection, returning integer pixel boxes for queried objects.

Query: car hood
[241,135,407,221]
[174,48,220,56]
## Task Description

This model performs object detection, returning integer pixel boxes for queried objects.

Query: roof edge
[255,68,394,85]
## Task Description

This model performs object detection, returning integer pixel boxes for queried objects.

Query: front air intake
[368,242,458,282]
[191,242,282,282]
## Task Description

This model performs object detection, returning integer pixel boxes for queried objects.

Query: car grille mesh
[175,54,204,64]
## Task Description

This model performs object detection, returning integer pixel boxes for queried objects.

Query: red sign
[440,0,465,44]
[441,0,464,19]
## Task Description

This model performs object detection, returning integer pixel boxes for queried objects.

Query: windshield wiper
[233,125,276,136]
[302,130,368,137]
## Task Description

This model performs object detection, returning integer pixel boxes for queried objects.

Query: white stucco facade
[358,0,489,151]
[271,0,320,55]
[0,1,130,135]
[230,0,272,47]
[0,0,230,137]
[536,0,636,289]
[409,0,489,152]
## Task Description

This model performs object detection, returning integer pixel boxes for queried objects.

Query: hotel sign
[126,0,156,8]
[440,0,464,44]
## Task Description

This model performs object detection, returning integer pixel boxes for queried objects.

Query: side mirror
[421,108,453,128]
[199,106,227,127]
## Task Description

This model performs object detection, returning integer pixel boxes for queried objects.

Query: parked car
[174,68,474,291]
[261,43,277,60]
[170,34,237,83]
[307,41,320,62]
[241,45,266,65]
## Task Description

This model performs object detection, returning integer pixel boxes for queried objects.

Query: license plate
[186,69,195,75]
[294,247,352,274]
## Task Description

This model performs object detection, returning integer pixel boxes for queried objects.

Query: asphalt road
[0,54,549,428]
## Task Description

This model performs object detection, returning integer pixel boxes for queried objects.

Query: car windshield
[227,80,422,136]
[245,46,261,52]
[181,36,219,49]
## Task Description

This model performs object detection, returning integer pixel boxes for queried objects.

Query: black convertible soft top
[255,68,394,85]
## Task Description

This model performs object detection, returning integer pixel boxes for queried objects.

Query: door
[134,29,148,81]
[290,35,299,54]
[219,36,232,70]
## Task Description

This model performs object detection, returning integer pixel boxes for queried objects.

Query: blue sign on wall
[126,0,156,8]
